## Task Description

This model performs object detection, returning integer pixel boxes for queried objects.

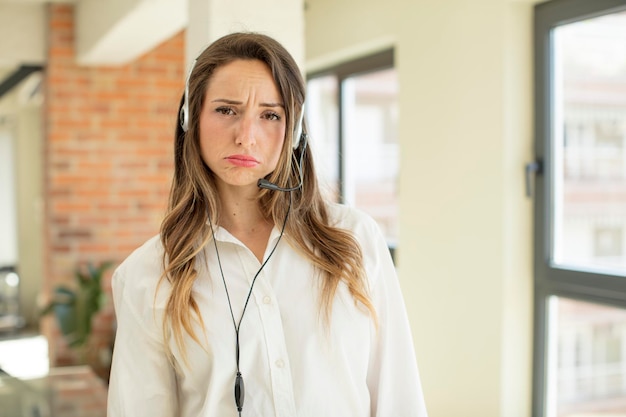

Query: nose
[235,114,257,148]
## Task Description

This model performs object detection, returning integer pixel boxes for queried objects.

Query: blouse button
[275,359,285,368]
[263,296,271,304]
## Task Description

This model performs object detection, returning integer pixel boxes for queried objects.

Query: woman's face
[198,59,286,194]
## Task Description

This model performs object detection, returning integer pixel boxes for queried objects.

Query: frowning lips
[225,154,260,167]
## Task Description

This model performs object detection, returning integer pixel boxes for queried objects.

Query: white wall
[0,3,45,67]
[306,1,534,416]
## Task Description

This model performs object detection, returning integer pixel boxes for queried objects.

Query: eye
[263,111,281,121]
[215,106,235,115]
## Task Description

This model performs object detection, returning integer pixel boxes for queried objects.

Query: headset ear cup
[180,105,188,133]
[181,59,198,133]
[293,105,305,149]
[293,132,301,150]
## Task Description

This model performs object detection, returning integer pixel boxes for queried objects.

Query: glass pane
[342,68,399,245]
[306,75,340,201]
[552,11,626,275]
[553,12,626,274]
[546,297,626,417]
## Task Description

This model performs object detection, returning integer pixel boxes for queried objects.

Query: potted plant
[40,261,113,356]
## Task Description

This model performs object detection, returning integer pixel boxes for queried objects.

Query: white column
[186,0,305,69]
[0,124,18,267]
[15,104,44,326]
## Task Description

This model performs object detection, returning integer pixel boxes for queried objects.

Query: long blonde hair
[159,32,376,362]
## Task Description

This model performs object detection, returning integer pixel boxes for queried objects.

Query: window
[306,50,398,254]
[533,1,626,416]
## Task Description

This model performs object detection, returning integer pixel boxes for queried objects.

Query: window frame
[532,0,626,415]
[306,49,395,203]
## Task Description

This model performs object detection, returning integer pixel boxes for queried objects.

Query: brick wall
[43,4,184,375]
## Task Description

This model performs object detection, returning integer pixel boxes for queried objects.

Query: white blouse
[107,204,428,417]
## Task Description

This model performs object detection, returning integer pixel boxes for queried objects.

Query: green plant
[40,261,113,348]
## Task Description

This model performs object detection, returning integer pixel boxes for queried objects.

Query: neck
[216,186,274,262]
[219,193,268,229]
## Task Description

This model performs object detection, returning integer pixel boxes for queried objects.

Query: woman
[107,32,427,417]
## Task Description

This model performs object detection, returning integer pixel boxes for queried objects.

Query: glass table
[0,366,107,417]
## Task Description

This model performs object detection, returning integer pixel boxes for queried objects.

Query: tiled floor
[46,366,108,417]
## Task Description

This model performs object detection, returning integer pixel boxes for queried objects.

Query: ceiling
[0,0,186,111]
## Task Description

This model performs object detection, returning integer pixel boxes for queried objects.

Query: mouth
[225,154,259,168]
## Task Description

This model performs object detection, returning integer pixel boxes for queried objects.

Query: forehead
[205,59,282,99]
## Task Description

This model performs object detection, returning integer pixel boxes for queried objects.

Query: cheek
[269,127,287,164]
[198,130,218,169]
[198,139,210,166]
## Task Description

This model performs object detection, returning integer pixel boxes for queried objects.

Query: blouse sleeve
[362,215,429,417]
[107,260,179,417]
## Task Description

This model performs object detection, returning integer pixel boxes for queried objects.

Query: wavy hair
[159,32,376,363]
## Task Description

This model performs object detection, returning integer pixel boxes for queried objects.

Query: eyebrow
[211,98,284,108]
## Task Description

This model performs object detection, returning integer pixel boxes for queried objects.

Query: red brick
[44,4,184,368]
